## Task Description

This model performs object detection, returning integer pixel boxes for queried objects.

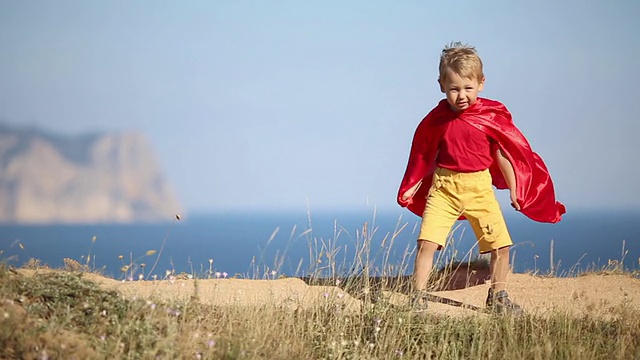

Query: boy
[397,42,565,314]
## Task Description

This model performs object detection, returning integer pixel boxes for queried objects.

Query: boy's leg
[486,245,522,314]
[413,240,439,292]
[415,184,459,291]
[412,170,460,310]
[490,245,511,293]
[463,170,522,314]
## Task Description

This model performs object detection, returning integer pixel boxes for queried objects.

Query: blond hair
[439,42,484,82]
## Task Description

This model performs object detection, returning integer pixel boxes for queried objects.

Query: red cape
[397,98,565,223]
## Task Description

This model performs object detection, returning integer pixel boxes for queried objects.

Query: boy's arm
[495,148,521,211]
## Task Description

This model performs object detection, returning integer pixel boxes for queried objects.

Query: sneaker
[410,291,429,312]
[486,289,523,316]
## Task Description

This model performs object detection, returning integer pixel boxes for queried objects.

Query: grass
[0,264,639,359]
[1,213,639,359]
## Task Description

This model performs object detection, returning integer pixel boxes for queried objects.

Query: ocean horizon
[1,208,638,280]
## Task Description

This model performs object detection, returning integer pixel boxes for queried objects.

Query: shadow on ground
[300,263,491,311]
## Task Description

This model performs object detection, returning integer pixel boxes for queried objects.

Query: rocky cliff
[0,124,181,224]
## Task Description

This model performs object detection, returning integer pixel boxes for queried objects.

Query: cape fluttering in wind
[397,98,566,223]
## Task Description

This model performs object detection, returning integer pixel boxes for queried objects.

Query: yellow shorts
[418,167,513,253]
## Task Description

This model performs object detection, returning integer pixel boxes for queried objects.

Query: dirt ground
[61,271,640,318]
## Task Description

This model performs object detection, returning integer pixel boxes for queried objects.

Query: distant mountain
[0,123,181,224]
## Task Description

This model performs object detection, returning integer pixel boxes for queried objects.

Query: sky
[1,1,639,215]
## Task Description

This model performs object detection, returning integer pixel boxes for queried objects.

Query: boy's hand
[510,191,521,211]
[401,181,422,204]
[401,189,414,204]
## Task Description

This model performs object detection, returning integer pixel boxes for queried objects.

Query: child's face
[439,70,485,112]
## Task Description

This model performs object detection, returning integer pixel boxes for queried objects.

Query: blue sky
[1,1,639,214]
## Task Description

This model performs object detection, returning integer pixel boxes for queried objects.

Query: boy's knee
[417,239,440,254]
[490,245,511,259]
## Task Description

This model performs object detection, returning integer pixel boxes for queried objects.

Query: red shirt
[436,118,497,172]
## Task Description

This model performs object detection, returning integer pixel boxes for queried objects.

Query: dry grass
[2,215,639,359]
[1,264,639,359]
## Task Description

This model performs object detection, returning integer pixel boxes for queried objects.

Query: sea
[1,208,639,280]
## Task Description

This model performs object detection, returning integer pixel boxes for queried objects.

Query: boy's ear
[478,77,486,92]
[438,78,445,93]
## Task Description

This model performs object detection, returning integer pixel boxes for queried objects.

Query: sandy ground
[54,271,640,318]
